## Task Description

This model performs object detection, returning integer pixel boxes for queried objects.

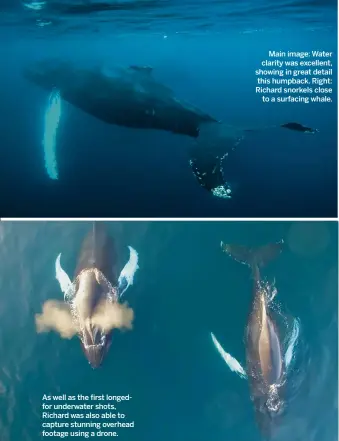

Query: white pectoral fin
[284,317,300,369]
[211,332,247,380]
[55,253,74,301]
[118,246,139,298]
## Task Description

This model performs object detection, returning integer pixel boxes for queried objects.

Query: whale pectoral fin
[55,253,74,302]
[211,332,247,379]
[284,317,300,369]
[118,246,139,298]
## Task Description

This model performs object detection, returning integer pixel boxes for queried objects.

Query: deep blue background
[0,0,337,217]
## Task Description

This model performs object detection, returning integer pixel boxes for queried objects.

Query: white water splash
[284,317,300,369]
[118,246,139,298]
[210,332,247,379]
[43,89,61,180]
[266,278,278,304]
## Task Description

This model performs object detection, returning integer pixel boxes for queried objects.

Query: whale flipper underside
[211,332,247,379]
[56,246,139,301]
[118,246,139,298]
[55,253,75,301]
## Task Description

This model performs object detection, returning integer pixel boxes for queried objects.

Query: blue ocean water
[0,0,337,217]
[0,220,337,441]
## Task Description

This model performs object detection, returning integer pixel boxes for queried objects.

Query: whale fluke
[221,240,284,269]
[189,144,232,199]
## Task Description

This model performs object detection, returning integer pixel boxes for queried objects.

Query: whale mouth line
[83,342,105,349]
[81,330,106,349]
[82,338,107,368]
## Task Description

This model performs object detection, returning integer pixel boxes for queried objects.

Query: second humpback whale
[211,240,291,439]
[24,59,319,199]
[36,223,139,368]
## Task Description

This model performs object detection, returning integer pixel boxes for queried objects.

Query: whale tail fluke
[220,240,284,269]
[189,120,319,197]
[188,122,244,199]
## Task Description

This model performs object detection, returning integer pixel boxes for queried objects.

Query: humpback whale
[23,59,319,199]
[212,240,286,439]
[36,223,139,368]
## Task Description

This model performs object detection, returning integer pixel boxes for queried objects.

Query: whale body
[24,59,319,198]
[72,222,119,367]
[55,222,139,368]
[23,60,217,137]
[219,240,285,439]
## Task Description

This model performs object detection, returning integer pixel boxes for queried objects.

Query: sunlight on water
[43,89,61,180]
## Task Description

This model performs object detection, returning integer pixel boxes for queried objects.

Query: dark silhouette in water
[23,59,319,199]
[221,240,285,439]
[280,122,319,134]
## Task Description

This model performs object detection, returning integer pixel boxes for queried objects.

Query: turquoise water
[0,220,337,440]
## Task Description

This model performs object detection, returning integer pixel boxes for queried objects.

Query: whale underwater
[24,59,319,199]
[211,240,298,439]
[35,222,139,368]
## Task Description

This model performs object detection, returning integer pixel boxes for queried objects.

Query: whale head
[74,270,113,369]
[80,326,112,369]
[253,383,285,440]
[23,59,71,91]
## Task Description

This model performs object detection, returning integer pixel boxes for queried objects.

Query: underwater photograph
[0,0,337,217]
[0,220,337,441]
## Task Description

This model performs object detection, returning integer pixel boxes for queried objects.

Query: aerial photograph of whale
[211,240,299,439]
[23,59,320,201]
[35,222,139,368]
[0,220,337,440]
